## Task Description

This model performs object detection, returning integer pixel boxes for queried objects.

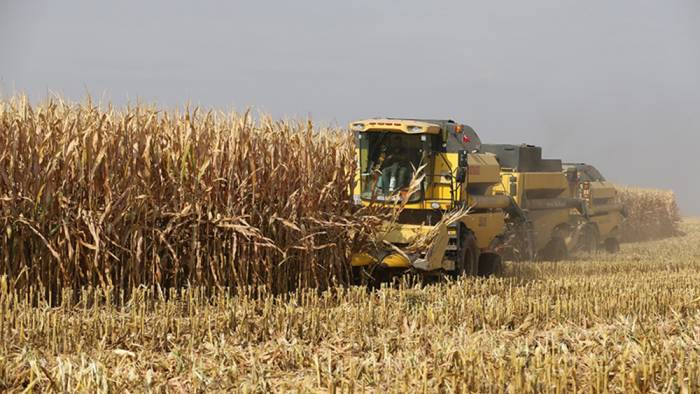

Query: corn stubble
[1,220,699,392]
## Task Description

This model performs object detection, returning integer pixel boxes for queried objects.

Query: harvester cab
[350,118,509,280]
[482,144,587,261]
[563,163,626,253]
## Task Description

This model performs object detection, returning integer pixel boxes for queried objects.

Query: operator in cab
[367,134,414,197]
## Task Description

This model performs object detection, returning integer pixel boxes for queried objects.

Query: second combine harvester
[482,144,626,261]
[563,162,626,253]
[481,144,585,261]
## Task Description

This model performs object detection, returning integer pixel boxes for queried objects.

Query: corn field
[0,96,696,392]
[0,219,698,392]
[0,97,384,296]
[617,186,682,242]
[1,98,684,297]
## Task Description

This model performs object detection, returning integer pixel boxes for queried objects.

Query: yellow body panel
[382,254,411,268]
[493,170,573,252]
[494,172,568,206]
[573,180,624,241]
[516,172,568,190]
[430,152,459,201]
[467,153,502,184]
[588,181,617,200]
[493,172,568,199]
[459,212,505,249]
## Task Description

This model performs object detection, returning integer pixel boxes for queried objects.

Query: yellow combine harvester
[482,144,587,261]
[563,163,626,253]
[350,118,510,280]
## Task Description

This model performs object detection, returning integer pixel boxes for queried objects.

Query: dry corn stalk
[616,186,682,242]
[405,205,472,254]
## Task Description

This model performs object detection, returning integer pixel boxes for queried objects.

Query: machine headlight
[407,125,422,132]
[353,194,362,205]
[351,123,364,131]
[431,202,441,210]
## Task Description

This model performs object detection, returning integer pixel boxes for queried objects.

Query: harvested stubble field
[0,219,698,392]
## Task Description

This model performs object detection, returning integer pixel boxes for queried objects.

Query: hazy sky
[2,0,699,214]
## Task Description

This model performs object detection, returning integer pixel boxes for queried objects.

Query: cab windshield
[358,131,428,203]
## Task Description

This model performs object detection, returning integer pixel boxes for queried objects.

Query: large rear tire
[604,237,620,253]
[478,253,503,277]
[540,238,568,261]
[579,225,599,253]
[454,231,478,277]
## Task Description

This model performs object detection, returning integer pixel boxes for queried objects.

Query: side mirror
[455,167,466,183]
[455,150,469,183]
[566,167,578,183]
[458,150,469,168]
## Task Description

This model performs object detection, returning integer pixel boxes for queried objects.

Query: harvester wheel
[541,238,567,261]
[580,225,599,253]
[604,237,620,253]
[477,253,503,277]
[455,232,478,277]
